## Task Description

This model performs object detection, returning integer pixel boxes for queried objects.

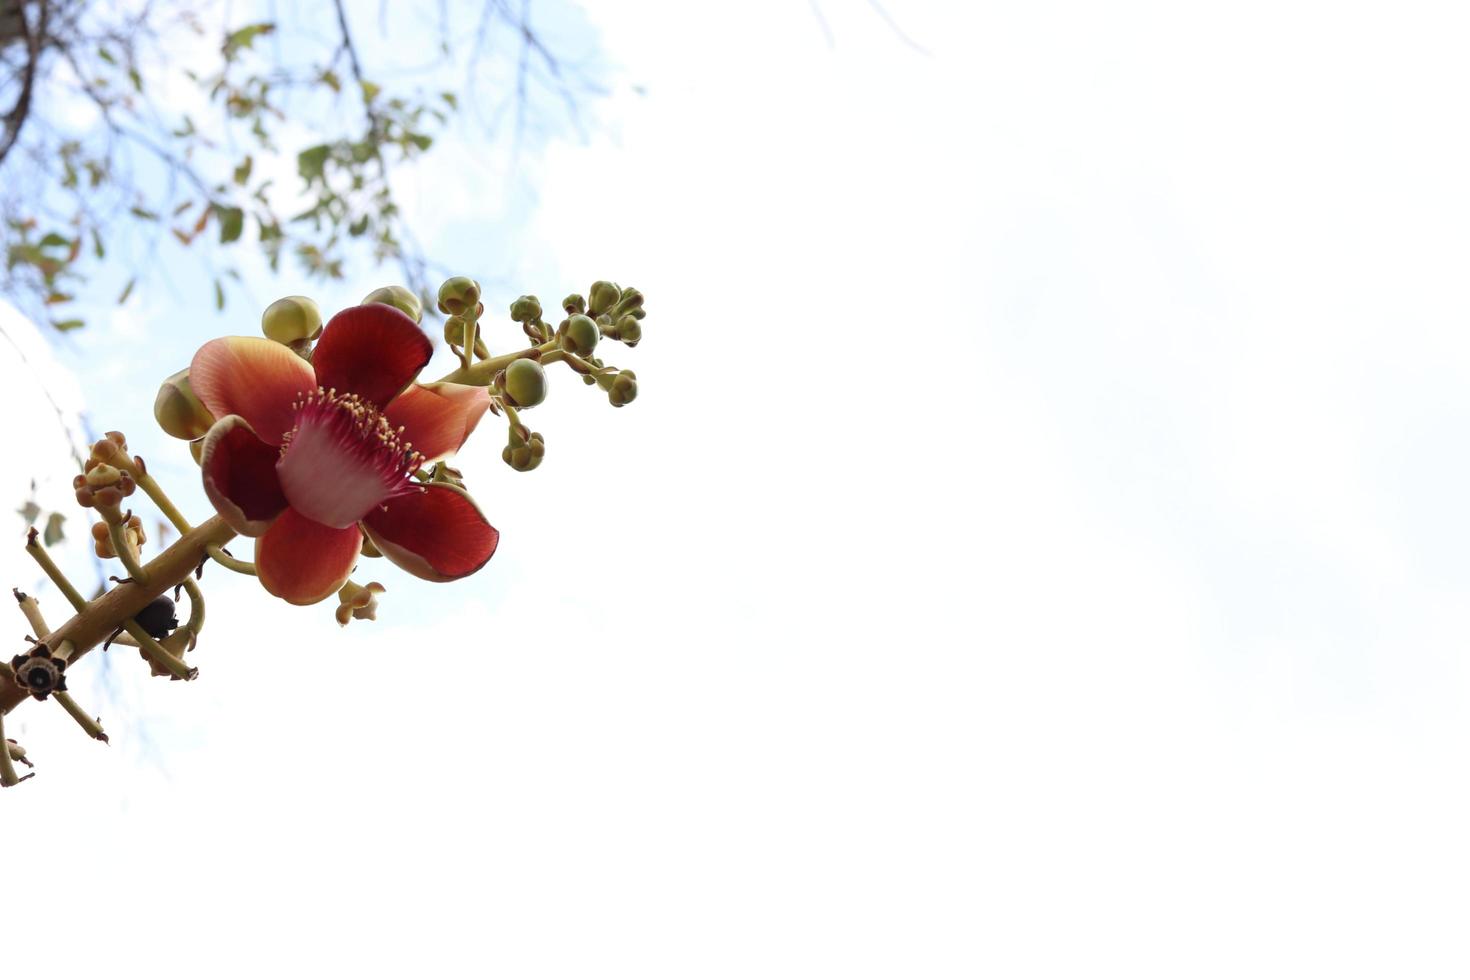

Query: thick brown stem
[0,515,236,715]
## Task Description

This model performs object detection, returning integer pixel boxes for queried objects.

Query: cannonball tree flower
[189,303,499,604]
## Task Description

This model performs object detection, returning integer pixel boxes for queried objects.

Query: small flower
[10,644,68,701]
[189,304,500,604]
[335,580,385,625]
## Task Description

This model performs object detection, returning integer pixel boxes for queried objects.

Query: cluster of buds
[72,433,138,512]
[491,278,648,470]
[502,425,546,472]
[91,514,146,559]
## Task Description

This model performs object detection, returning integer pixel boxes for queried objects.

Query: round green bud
[261,295,323,345]
[362,285,423,323]
[509,294,542,323]
[562,314,600,356]
[608,369,637,408]
[617,315,642,347]
[588,280,621,316]
[443,315,467,345]
[437,276,481,316]
[502,431,545,472]
[562,293,587,315]
[502,357,548,408]
[154,369,216,440]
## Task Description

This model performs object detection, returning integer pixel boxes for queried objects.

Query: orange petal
[255,507,363,605]
[199,415,288,537]
[190,337,317,446]
[384,381,493,462]
[361,483,498,583]
[312,304,432,409]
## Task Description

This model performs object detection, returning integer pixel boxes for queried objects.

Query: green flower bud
[261,295,323,345]
[561,314,600,356]
[588,280,621,316]
[617,315,642,347]
[154,369,216,440]
[562,293,587,315]
[603,369,637,408]
[362,285,423,323]
[437,276,481,316]
[502,429,546,472]
[502,357,548,408]
[509,294,542,323]
[443,315,467,345]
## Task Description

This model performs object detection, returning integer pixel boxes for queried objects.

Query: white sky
[4,0,1470,976]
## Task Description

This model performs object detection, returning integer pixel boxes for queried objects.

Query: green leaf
[440,91,458,109]
[233,155,253,185]
[129,206,160,221]
[217,205,245,244]
[117,277,136,304]
[91,229,104,258]
[98,47,117,66]
[407,133,433,152]
[127,67,143,93]
[42,512,65,547]
[38,232,70,249]
[215,279,225,310]
[360,80,381,102]
[224,23,275,59]
[297,144,330,182]
[51,319,85,332]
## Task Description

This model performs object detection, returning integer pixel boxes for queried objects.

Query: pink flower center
[276,387,424,529]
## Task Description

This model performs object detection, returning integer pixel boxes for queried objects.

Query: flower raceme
[188,303,499,604]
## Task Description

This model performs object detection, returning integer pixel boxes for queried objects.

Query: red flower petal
[312,304,432,409]
[361,483,498,582]
[199,415,288,537]
[190,337,317,446]
[384,381,493,462]
[255,507,363,605]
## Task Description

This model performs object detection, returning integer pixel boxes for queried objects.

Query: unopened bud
[362,285,424,323]
[602,369,638,408]
[262,295,323,345]
[617,315,642,347]
[510,295,542,323]
[443,315,467,345]
[502,428,545,472]
[437,276,481,316]
[501,357,548,408]
[85,464,123,489]
[562,293,586,316]
[155,369,216,440]
[588,280,621,316]
[561,314,600,356]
